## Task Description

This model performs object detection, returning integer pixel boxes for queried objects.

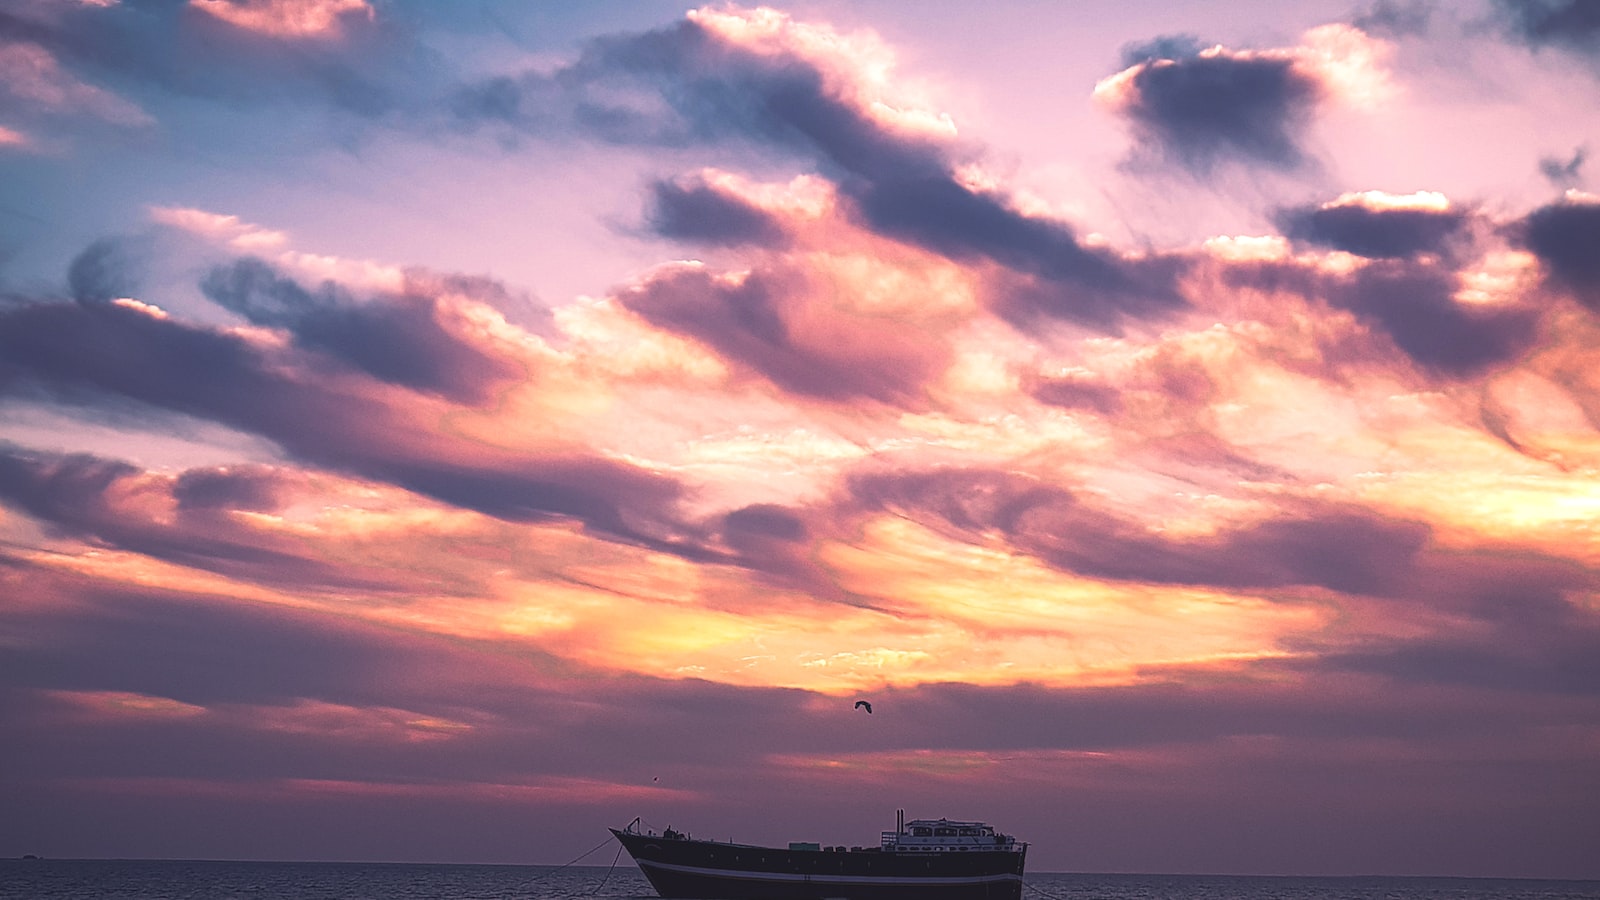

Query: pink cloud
[188,0,373,39]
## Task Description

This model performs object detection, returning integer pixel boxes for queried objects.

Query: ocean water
[2,860,1598,900]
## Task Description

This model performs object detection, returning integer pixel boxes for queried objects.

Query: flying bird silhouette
[854,700,872,714]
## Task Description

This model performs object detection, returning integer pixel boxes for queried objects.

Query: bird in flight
[854,700,872,714]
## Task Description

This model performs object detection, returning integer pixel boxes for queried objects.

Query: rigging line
[589,841,627,896]
[526,833,619,885]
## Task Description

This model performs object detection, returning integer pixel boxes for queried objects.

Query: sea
[2,861,1599,900]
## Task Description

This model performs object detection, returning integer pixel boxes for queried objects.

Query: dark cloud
[1276,198,1470,259]
[988,253,1188,332]
[1120,34,1207,67]
[848,468,1600,698]
[172,466,283,513]
[723,503,808,545]
[3,554,1597,873]
[618,263,946,405]
[1494,0,1600,57]
[455,14,1180,329]
[1352,0,1434,38]
[1539,146,1587,188]
[1334,263,1537,375]
[1104,46,1323,174]
[847,177,1185,328]
[0,569,565,716]
[0,1,420,118]
[0,447,372,590]
[646,175,789,247]
[200,258,522,404]
[66,237,144,305]
[1322,619,1600,695]
[847,468,1431,596]
[0,295,697,554]
[1309,554,1600,695]
[1027,373,1125,415]
[1225,257,1538,376]
[717,503,844,597]
[1517,198,1600,307]
[0,563,843,796]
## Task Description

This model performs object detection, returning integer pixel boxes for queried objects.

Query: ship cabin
[880,813,1022,853]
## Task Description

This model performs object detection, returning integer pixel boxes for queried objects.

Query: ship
[610,810,1028,900]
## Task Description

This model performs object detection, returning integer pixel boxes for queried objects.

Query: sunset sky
[3,0,1600,879]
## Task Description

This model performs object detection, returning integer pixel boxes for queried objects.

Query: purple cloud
[0,290,697,554]
[1518,197,1600,308]
[1098,42,1323,174]
[617,263,949,405]
[1276,195,1471,260]
[1494,0,1600,59]
[200,258,523,405]
[646,174,790,247]
[1224,255,1538,377]
[454,11,1182,330]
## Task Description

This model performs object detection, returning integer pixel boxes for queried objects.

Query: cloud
[718,502,837,595]
[615,261,951,406]
[0,37,152,126]
[1494,0,1600,58]
[1095,25,1392,175]
[846,468,1430,595]
[1352,1,1434,38]
[848,176,1184,329]
[0,287,696,553]
[646,172,791,248]
[0,446,380,590]
[1321,617,1600,696]
[149,206,289,251]
[1331,262,1537,375]
[1095,42,1324,173]
[0,0,418,118]
[1539,146,1587,189]
[1517,193,1600,307]
[1026,371,1124,415]
[456,6,1181,330]
[188,0,374,40]
[0,123,28,147]
[65,235,147,304]
[199,258,525,405]
[1221,243,1539,378]
[1276,191,1470,260]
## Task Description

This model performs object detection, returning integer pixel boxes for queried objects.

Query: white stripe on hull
[638,858,1024,887]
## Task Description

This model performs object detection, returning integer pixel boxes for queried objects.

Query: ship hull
[611,829,1026,900]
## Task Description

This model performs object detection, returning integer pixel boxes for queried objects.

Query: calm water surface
[3,861,1597,900]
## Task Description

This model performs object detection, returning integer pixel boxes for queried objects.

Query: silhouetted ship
[611,810,1028,900]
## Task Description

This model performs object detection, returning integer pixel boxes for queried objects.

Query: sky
[2,0,1599,880]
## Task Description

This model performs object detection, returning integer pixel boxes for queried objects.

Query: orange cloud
[188,0,373,39]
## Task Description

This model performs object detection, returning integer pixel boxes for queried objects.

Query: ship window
[912,827,932,837]
[959,827,979,836]
[934,827,957,837]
